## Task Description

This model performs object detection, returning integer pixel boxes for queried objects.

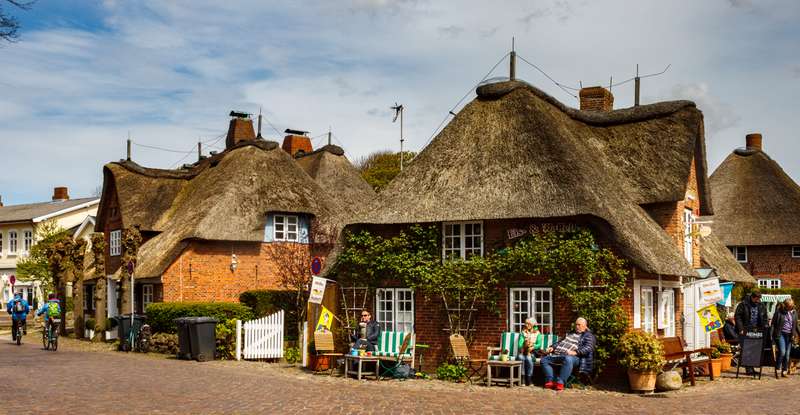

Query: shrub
[435,363,467,382]
[284,346,300,364]
[145,302,253,334]
[150,333,179,355]
[715,342,732,354]
[215,318,238,360]
[617,331,665,372]
[239,290,298,340]
[84,318,96,331]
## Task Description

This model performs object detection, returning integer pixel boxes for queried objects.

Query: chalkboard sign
[740,336,765,368]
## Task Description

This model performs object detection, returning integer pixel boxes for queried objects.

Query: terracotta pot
[627,369,658,392]
[710,358,722,378]
[720,353,733,371]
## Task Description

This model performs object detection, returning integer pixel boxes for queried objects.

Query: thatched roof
[708,149,800,246]
[699,232,756,283]
[356,80,711,277]
[295,144,376,218]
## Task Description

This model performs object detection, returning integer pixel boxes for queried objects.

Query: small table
[344,355,380,380]
[486,360,522,387]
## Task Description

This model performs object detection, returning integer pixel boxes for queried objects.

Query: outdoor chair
[660,336,714,386]
[312,330,341,375]
[379,333,413,379]
[449,334,486,382]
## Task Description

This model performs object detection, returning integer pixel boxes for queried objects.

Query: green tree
[356,150,416,192]
[16,220,66,293]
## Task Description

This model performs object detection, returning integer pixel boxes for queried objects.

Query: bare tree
[1,1,35,42]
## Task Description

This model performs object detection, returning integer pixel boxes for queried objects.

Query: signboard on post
[311,257,322,275]
[696,304,722,333]
[308,276,326,304]
[698,278,723,306]
[9,275,15,286]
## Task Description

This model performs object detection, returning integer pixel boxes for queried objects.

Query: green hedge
[239,290,298,340]
[145,302,254,334]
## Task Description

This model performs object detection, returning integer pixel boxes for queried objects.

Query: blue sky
[0,0,799,204]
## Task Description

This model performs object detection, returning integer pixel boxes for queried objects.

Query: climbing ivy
[333,226,628,373]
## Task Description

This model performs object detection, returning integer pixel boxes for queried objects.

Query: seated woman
[516,317,540,386]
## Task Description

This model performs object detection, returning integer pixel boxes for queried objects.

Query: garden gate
[235,310,284,360]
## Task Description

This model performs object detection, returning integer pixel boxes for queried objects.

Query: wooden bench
[660,336,714,386]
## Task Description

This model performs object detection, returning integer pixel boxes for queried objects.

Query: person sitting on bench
[539,317,596,391]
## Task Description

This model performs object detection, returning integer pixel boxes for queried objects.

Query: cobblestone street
[0,335,797,414]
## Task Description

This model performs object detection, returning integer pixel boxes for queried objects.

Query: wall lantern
[230,254,238,272]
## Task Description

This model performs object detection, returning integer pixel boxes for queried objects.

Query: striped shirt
[553,333,581,355]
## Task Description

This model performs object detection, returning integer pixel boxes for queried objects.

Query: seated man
[350,309,380,352]
[540,317,596,391]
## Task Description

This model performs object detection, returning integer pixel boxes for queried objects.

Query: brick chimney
[282,129,313,157]
[0,195,3,207]
[745,133,762,151]
[225,111,256,149]
[579,86,614,112]
[52,187,69,201]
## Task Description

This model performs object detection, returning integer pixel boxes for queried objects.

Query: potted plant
[84,318,96,340]
[709,348,722,378]
[716,342,733,371]
[618,331,666,393]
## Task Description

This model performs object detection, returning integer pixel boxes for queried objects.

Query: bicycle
[41,318,60,351]
[14,320,25,346]
[122,322,151,353]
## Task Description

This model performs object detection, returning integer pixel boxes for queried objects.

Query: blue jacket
[36,299,61,319]
[6,295,30,321]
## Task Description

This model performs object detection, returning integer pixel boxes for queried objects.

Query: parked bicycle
[121,322,151,353]
[42,318,60,351]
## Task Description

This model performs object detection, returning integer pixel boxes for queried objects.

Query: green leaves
[617,331,666,372]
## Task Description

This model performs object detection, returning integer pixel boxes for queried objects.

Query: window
[8,230,17,254]
[375,288,414,332]
[142,284,154,309]
[641,287,654,334]
[729,246,747,263]
[509,287,553,334]
[84,284,95,312]
[683,209,694,263]
[109,230,122,256]
[660,290,676,337]
[443,221,483,260]
[757,278,781,289]
[273,215,299,242]
[792,246,800,258]
[23,230,32,254]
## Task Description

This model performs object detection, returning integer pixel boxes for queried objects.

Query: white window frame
[729,246,747,263]
[142,284,154,309]
[641,287,655,334]
[508,287,554,334]
[792,246,800,258]
[660,289,676,337]
[109,230,122,256]
[23,230,32,254]
[8,230,17,255]
[683,208,694,264]
[273,214,299,242]
[442,221,483,261]
[633,279,682,332]
[757,278,781,289]
[375,288,414,333]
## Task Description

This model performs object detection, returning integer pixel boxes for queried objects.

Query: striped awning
[761,294,791,303]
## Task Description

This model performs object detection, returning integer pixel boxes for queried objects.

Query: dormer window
[109,230,122,256]
[265,214,309,243]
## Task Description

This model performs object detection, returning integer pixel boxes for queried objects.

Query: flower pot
[719,353,733,371]
[710,358,722,378]
[627,369,658,392]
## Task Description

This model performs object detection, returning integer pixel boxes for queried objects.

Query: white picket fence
[236,310,284,360]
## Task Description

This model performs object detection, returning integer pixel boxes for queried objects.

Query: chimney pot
[579,86,614,112]
[745,133,762,151]
[52,187,69,201]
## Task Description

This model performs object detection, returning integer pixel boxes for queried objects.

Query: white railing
[236,310,284,360]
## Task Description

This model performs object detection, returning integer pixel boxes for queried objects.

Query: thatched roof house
[708,134,800,246]
[356,80,712,277]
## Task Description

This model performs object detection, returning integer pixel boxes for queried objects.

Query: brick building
[339,79,728,367]
[84,112,373,337]
[707,134,800,289]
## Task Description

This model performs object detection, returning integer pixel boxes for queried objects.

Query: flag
[316,305,333,332]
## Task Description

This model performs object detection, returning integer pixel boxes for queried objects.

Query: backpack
[13,300,25,314]
[47,301,60,318]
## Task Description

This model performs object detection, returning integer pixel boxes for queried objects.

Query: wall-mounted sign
[698,278,723,306]
[697,304,722,333]
[506,223,581,240]
[308,276,326,304]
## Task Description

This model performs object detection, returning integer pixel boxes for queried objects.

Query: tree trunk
[94,277,107,341]
[74,276,84,339]
[120,273,131,315]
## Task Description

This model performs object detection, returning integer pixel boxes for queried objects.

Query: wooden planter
[710,358,722,378]
[627,369,658,393]
[719,353,733,371]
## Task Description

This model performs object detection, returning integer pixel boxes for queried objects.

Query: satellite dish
[698,225,712,238]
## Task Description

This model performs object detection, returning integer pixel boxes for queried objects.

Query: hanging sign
[698,278,723,306]
[697,304,723,333]
[308,276,326,304]
[718,282,734,307]
[315,305,334,332]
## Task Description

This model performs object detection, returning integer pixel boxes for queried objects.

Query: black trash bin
[174,317,193,360]
[114,314,146,351]
[186,317,218,362]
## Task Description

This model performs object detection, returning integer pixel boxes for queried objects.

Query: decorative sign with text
[506,223,581,240]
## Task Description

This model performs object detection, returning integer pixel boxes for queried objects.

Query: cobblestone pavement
[2,335,798,414]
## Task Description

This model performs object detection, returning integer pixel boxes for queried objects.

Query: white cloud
[667,83,740,136]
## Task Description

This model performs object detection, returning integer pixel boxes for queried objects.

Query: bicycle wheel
[42,330,48,350]
[51,335,58,351]
[16,328,21,345]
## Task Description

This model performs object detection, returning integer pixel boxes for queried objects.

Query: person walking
[734,290,769,375]
[771,298,800,377]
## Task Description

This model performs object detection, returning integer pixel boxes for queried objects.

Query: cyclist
[36,293,61,336]
[6,293,30,342]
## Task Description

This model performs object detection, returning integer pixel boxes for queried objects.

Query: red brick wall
[160,240,325,302]
[739,245,800,288]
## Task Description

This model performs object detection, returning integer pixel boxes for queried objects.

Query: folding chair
[450,334,486,382]
[379,334,413,380]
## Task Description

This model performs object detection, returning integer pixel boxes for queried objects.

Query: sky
[0,0,798,204]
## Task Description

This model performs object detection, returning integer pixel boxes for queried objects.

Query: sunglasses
[361,314,370,317]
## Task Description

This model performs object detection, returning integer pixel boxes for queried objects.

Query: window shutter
[263,215,274,242]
